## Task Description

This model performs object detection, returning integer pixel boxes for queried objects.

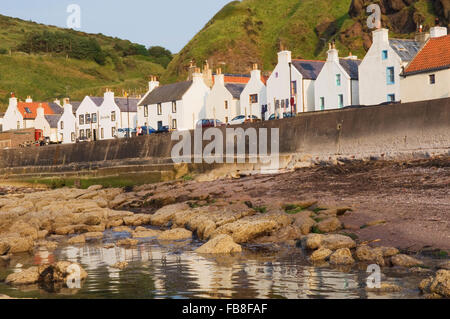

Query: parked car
[116,128,137,138]
[229,115,260,125]
[244,115,261,123]
[156,125,170,134]
[196,119,225,128]
[268,112,295,120]
[138,126,157,136]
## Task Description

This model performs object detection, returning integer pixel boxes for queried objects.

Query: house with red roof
[2,94,62,132]
[401,28,450,103]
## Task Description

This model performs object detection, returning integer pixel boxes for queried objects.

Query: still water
[0,231,430,299]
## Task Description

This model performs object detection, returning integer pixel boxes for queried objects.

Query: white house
[75,96,102,141]
[34,106,61,143]
[240,64,267,119]
[267,50,325,116]
[359,28,422,105]
[314,43,361,110]
[57,99,77,144]
[205,69,247,123]
[401,29,449,103]
[137,69,210,131]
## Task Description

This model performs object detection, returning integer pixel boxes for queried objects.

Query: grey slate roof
[292,60,325,80]
[339,58,361,80]
[48,102,63,115]
[225,83,246,99]
[45,114,62,128]
[389,39,421,62]
[89,97,104,106]
[71,102,81,113]
[114,98,138,112]
[138,81,193,106]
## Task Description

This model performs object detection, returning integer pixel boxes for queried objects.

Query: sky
[0,0,232,53]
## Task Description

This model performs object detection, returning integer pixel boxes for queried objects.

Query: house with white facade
[401,28,449,103]
[359,28,422,105]
[0,113,4,132]
[314,43,361,110]
[34,106,62,143]
[2,94,62,131]
[57,99,77,144]
[75,96,103,141]
[240,64,267,120]
[137,69,210,131]
[205,69,248,123]
[267,50,325,117]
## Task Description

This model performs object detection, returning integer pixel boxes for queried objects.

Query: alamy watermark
[66,263,82,289]
[171,128,280,173]
[366,4,381,29]
[67,4,81,29]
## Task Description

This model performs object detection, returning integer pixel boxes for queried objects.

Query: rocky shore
[0,157,449,298]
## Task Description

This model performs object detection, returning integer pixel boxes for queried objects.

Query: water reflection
[0,240,421,299]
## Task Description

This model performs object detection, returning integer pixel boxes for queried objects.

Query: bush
[0,48,7,55]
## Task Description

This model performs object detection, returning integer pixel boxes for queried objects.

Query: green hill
[0,14,169,111]
[162,0,447,82]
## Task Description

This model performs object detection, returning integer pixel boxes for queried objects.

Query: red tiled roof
[404,34,450,75]
[17,102,55,119]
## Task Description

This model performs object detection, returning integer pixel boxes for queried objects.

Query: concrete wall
[0,98,449,176]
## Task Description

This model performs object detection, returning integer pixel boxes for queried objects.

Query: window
[80,129,85,138]
[101,128,104,139]
[249,94,258,104]
[111,111,116,122]
[86,129,91,139]
[382,50,388,60]
[79,114,84,125]
[25,107,32,114]
[320,97,325,111]
[338,94,344,108]
[111,127,116,137]
[144,105,148,117]
[386,67,395,85]
[172,119,177,129]
[60,121,64,130]
[17,121,20,129]
[157,103,162,115]
[92,113,97,124]
[172,101,177,113]
[291,81,297,95]
[224,100,228,110]
[336,74,341,86]
[387,94,395,102]
[85,113,91,124]
[429,74,436,85]
[157,121,163,130]
[71,132,75,142]
[225,116,229,123]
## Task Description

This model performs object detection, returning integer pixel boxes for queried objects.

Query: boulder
[67,235,86,244]
[123,214,152,227]
[87,185,103,191]
[379,246,399,257]
[112,226,133,233]
[356,245,385,266]
[316,217,342,233]
[437,261,450,270]
[429,270,450,297]
[310,248,333,262]
[157,228,192,241]
[117,238,139,246]
[0,242,10,256]
[150,203,191,226]
[301,234,323,250]
[0,236,34,253]
[293,212,316,235]
[38,261,88,285]
[132,229,162,238]
[195,235,242,254]
[83,232,103,240]
[329,248,355,265]
[321,234,356,250]
[112,261,128,270]
[391,254,424,268]
[5,266,40,285]
[366,283,402,293]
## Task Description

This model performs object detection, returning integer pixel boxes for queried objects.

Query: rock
[37,230,49,239]
[9,222,38,240]
[293,212,316,235]
[365,220,387,227]
[38,261,88,285]
[0,242,10,255]
[292,200,317,209]
[123,214,152,227]
[38,240,58,250]
[134,226,147,232]
[379,246,399,257]
[150,203,191,226]
[132,229,162,238]
[117,238,139,246]
[429,270,450,297]
[87,185,103,191]
[310,248,333,262]
[84,232,103,240]
[437,261,450,270]
[112,226,133,233]
[5,266,40,285]
[423,293,443,299]
[112,262,128,270]
[67,235,86,244]
[329,248,355,265]
[301,234,323,250]
[419,277,433,293]
[0,237,34,253]
[321,234,356,250]
[391,254,424,268]
[104,244,115,249]
[157,228,192,241]
[366,283,402,293]
[316,217,342,233]
[195,235,242,254]
[356,245,385,266]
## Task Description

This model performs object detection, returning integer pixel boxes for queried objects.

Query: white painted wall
[0,116,3,132]
[359,28,402,105]
[205,74,240,123]
[34,107,58,142]
[315,48,355,110]
[58,103,77,144]
[267,51,304,117]
[240,68,267,119]
[98,92,120,140]
[401,69,450,103]
[137,79,160,128]
[2,97,23,131]
[76,96,100,140]
[303,79,316,112]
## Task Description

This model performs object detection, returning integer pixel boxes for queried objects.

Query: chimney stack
[327,43,339,62]
[214,68,224,85]
[25,96,32,103]
[148,75,160,92]
[430,26,447,38]
[277,50,292,64]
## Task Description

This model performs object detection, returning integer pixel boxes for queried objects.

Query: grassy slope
[163,0,438,82]
[0,15,165,111]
